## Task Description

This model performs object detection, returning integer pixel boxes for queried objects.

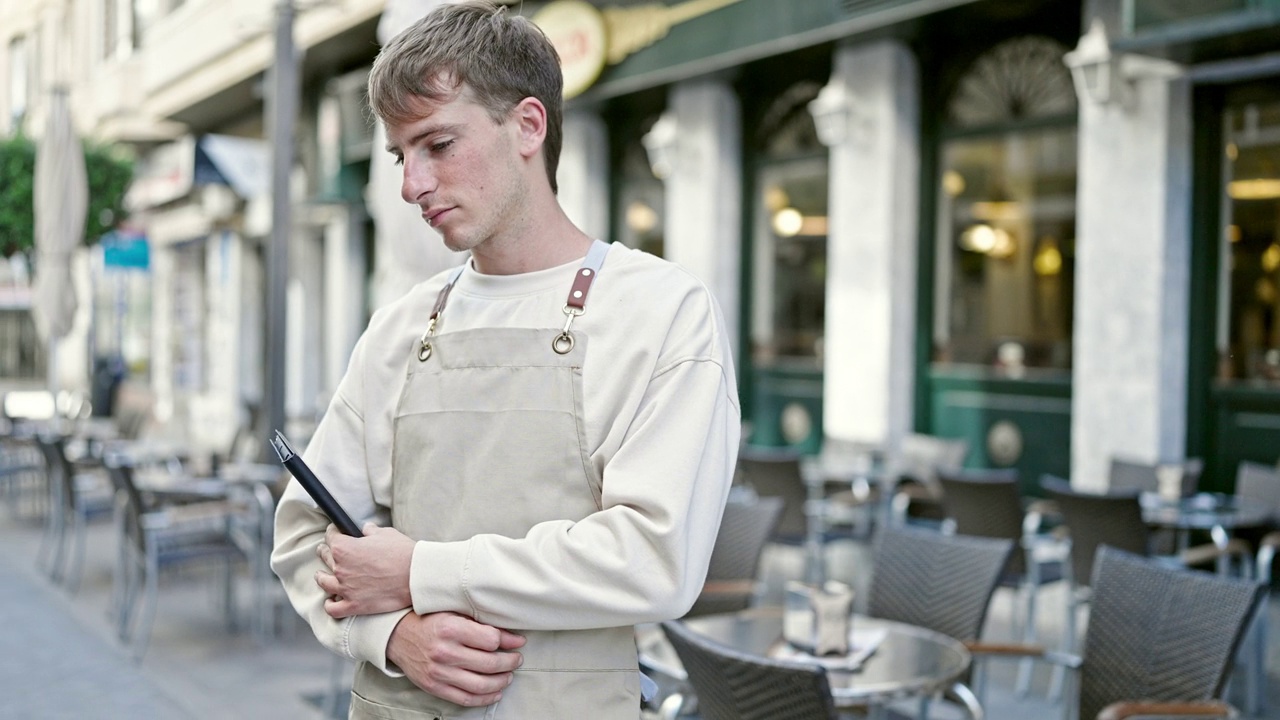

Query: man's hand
[388,612,526,707]
[316,522,415,617]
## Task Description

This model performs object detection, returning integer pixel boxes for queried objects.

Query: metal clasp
[417,316,438,362]
[553,305,584,355]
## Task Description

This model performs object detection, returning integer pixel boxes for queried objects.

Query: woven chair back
[1080,547,1264,720]
[660,619,838,720]
[867,526,1013,642]
[938,468,1026,578]
[1041,476,1147,588]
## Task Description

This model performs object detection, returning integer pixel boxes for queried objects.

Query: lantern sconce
[807,80,857,148]
[641,112,680,180]
[1064,18,1182,110]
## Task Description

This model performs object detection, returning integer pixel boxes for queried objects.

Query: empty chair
[34,432,114,592]
[937,468,1068,694]
[887,433,969,526]
[866,526,1012,718]
[103,451,255,661]
[1040,474,1248,689]
[992,546,1264,720]
[1233,461,1280,716]
[735,445,808,542]
[686,495,784,617]
[660,617,841,720]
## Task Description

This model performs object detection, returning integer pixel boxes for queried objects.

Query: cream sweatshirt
[271,243,740,672]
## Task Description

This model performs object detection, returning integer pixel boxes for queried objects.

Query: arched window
[934,36,1078,375]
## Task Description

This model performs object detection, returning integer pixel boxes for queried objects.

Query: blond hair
[368,1,564,193]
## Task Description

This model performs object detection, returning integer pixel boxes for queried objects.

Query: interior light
[942,171,965,197]
[970,200,1024,222]
[773,207,804,237]
[988,229,1017,259]
[1033,239,1062,276]
[1229,179,1280,200]
[1227,225,1241,243]
[960,224,998,253]
[1263,243,1280,273]
[764,186,790,212]
[1226,143,1238,161]
[625,201,658,234]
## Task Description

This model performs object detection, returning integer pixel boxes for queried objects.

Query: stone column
[558,109,609,241]
[819,40,920,453]
[1070,43,1190,490]
[663,79,742,353]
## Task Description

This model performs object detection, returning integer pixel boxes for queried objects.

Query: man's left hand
[316,522,415,618]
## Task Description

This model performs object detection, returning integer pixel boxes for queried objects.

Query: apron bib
[350,242,640,720]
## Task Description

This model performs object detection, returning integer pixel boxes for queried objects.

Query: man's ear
[511,97,547,159]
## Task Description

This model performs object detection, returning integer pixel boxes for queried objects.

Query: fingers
[324,595,355,619]
[423,665,514,707]
[362,521,379,536]
[497,629,527,650]
[316,542,334,570]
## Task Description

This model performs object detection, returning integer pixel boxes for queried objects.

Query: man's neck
[469,194,594,276]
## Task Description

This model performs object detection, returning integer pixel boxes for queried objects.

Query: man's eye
[431,139,455,153]
[392,155,404,166]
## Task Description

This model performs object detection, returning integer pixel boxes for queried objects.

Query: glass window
[934,36,1077,376]
[617,117,664,257]
[751,81,827,368]
[1219,100,1280,383]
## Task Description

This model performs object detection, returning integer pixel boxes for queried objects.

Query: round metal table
[639,607,972,711]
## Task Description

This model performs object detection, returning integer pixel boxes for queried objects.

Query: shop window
[618,122,664,257]
[934,36,1077,376]
[751,81,827,367]
[1219,100,1280,383]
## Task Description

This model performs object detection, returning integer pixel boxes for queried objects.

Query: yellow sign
[533,0,745,98]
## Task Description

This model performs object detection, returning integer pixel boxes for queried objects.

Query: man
[270,2,740,718]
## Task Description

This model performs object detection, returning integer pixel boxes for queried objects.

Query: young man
[270,2,740,717]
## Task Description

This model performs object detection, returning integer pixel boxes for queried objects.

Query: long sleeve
[270,339,410,671]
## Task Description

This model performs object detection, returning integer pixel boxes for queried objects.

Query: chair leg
[1048,591,1077,701]
[1245,603,1267,717]
[130,548,161,663]
[65,508,87,594]
[1015,581,1036,696]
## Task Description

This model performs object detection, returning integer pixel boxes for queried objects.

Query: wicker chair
[937,468,1068,694]
[660,617,841,720]
[988,546,1264,720]
[1234,461,1280,716]
[34,432,114,592]
[735,445,808,543]
[686,495,784,617]
[103,451,255,661]
[1040,475,1251,699]
[887,434,969,527]
[866,526,1013,718]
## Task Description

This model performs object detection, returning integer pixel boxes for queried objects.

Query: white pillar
[820,41,920,453]
[323,205,366,394]
[1071,59,1190,491]
[559,110,609,241]
[664,79,742,354]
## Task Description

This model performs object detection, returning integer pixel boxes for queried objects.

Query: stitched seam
[652,357,740,411]
[461,539,479,620]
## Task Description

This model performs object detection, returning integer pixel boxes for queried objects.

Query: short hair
[368,0,564,193]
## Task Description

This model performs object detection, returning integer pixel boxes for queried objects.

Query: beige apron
[350,241,640,720]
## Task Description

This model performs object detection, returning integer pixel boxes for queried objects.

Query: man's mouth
[423,207,452,227]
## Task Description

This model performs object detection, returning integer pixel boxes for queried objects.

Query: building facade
[3,0,1279,490]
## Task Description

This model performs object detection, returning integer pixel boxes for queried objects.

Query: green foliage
[0,134,134,257]
[84,142,134,241]
[0,133,36,257]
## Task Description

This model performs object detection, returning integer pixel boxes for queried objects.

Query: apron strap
[565,239,610,311]
[554,240,610,355]
[418,264,467,362]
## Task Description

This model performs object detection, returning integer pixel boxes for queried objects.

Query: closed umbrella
[32,87,89,402]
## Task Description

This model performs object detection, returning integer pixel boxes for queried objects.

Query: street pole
[264,0,297,456]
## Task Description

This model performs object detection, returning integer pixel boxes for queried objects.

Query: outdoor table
[639,607,972,718]
[799,450,888,583]
[1141,492,1273,571]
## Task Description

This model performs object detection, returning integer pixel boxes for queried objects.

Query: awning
[126,134,268,211]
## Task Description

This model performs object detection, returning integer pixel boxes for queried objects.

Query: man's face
[385,85,526,254]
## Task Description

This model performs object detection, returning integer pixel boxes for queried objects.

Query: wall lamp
[641,112,679,180]
[807,80,854,147]
[1064,18,1182,109]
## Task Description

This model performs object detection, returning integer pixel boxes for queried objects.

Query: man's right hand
[386,611,526,708]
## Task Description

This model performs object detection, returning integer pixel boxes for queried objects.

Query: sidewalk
[0,508,340,720]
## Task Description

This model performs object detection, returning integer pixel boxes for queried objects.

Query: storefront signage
[533,0,745,98]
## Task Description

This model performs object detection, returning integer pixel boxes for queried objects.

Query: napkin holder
[783,580,855,656]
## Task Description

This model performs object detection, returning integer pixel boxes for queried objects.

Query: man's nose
[401,158,437,204]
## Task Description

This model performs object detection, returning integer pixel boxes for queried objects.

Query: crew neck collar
[453,249,594,298]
